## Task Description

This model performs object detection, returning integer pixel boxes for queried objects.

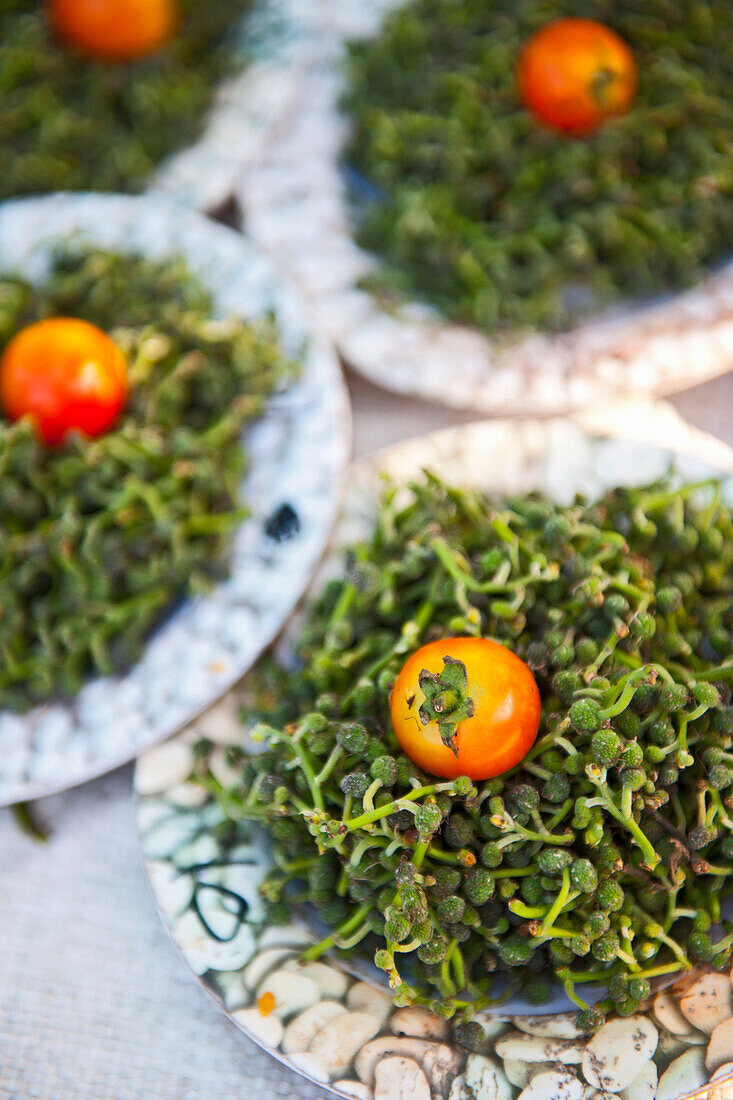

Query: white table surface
[1,368,732,1100]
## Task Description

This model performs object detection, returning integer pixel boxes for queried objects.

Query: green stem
[301,904,372,962]
[344,782,454,831]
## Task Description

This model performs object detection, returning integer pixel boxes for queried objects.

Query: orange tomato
[0,318,128,446]
[47,0,178,62]
[518,18,637,135]
[390,636,541,781]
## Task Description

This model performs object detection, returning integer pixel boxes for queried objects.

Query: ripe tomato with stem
[1,317,128,446]
[47,0,178,62]
[390,636,541,781]
[518,18,637,135]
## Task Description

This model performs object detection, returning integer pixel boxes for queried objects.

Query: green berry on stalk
[436,894,466,924]
[521,877,545,905]
[454,1021,485,1051]
[572,799,593,829]
[465,867,495,905]
[371,755,398,786]
[575,638,598,664]
[577,1007,606,1031]
[508,784,540,813]
[609,974,629,1003]
[569,699,602,732]
[444,813,474,849]
[340,771,371,799]
[430,998,457,1021]
[620,767,647,792]
[570,859,598,894]
[619,742,644,767]
[415,802,443,839]
[710,765,733,790]
[592,729,623,766]
[657,586,683,613]
[452,775,478,798]
[540,749,565,774]
[337,723,369,754]
[402,886,429,922]
[596,881,625,912]
[565,754,585,776]
[315,692,340,716]
[543,774,571,802]
[412,918,433,942]
[585,819,605,847]
[592,931,619,962]
[660,683,689,712]
[694,682,721,708]
[629,978,651,1002]
[539,848,573,875]
[384,908,411,943]
[481,842,503,868]
[498,936,534,967]
[549,940,574,965]
[431,867,463,897]
[659,764,679,786]
[615,711,641,738]
[418,938,449,965]
[630,613,655,640]
[552,670,583,702]
[605,594,629,618]
[374,949,394,972]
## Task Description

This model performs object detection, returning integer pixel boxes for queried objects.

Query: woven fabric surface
[0,768,330,1100]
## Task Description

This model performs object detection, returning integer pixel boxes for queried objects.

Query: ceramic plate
[234,0,733,414]
[0,192,350,807]
[151,0,315,213]
[137,398,733,1100]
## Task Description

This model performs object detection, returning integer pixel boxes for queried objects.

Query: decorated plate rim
[0,191,351,806]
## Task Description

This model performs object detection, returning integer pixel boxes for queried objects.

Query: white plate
[151,0,311,212]
[0,192,350,806]
[233,0,733,414]
[136,398,733,1100]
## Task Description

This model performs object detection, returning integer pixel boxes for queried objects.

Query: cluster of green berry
[0,248,297,710]
[202,473,733,1027]
[344,0,733,333]
[0,0,252,197]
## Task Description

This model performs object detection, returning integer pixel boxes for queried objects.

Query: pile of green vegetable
[0,248,296,710]
[344,0,733,334]
[202,473,733,1028]
[0,0,252,197]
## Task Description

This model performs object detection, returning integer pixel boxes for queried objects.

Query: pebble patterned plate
[151,0,317,213]
[234,0,733,415]
[0,192,350,807]
[137,399,733,1100]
